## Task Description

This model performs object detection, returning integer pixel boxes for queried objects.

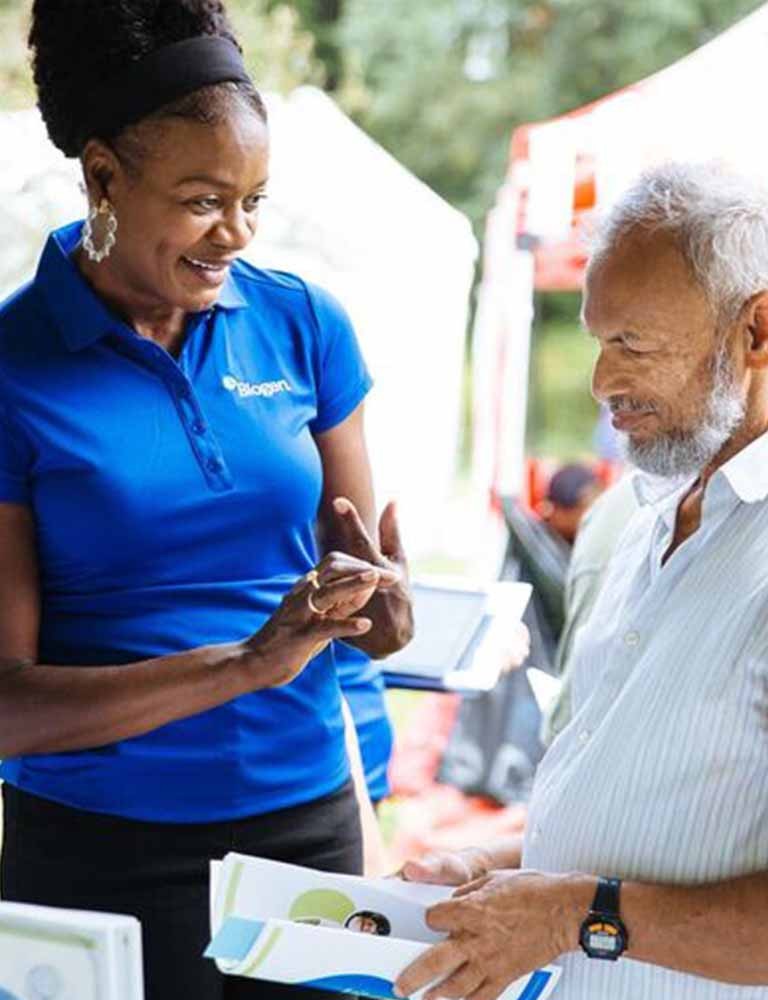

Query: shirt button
[578,729,591,745]
[530,825,543,844]
[192,422,206,435]
[624,630,640,647]
[206,457,223,473]
[177,385,191,401]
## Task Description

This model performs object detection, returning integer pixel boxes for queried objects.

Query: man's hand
[399,846,498,886]
[395,869,593,1000]
[331,497,413,656]
[397,837,524,886]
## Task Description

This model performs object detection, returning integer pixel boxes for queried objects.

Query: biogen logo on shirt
[221,374,292,399]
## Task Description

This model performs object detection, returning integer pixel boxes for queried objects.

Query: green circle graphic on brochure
[289,890,355,926]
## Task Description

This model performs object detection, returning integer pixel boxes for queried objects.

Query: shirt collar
[632,428,768,510]
[715,429,768,504]
[35,221,248,353]
[632,470,688,509]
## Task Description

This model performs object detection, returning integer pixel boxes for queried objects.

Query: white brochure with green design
[0,901,143,1000]
[207,853,561,1000]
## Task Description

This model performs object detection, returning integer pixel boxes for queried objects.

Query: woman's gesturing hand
[243,551,399,688]
[331,497,413,657]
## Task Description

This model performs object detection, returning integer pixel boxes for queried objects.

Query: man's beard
[617,348,746,479]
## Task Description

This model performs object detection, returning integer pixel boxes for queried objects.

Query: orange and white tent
[473,2,768,508]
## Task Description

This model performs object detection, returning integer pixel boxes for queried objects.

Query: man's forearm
[560,870,768,986]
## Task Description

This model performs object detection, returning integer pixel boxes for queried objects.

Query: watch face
[580,919,627,960]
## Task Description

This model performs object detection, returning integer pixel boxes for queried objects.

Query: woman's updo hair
[29,0,267,159]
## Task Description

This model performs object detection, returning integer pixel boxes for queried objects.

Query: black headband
[83,36,253,146]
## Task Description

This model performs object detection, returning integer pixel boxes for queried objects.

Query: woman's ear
[80,139,120,205]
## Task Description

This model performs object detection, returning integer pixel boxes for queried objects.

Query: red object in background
[387,693,528,866]
[391,785,527,864]
[388,693,460,798]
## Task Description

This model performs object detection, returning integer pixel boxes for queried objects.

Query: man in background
[538,463,603,547]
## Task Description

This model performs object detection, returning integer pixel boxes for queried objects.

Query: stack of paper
[207,854,560,999]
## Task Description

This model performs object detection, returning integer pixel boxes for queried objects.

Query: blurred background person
[537,462,604,547]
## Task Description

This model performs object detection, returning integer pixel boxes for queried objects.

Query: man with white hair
[394,161,768,1000]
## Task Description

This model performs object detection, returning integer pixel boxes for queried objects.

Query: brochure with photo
[207,853,561,1000]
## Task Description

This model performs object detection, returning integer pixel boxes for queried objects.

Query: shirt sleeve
[0,400,32,504]
[306,283,373,434]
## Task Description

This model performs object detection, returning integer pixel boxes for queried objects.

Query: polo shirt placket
[108,320,234,494]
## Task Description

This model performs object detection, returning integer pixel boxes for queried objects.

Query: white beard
[619,348,746,479]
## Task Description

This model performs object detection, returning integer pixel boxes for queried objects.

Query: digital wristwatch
[579,876,629,960]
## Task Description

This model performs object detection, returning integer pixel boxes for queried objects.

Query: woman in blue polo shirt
[0,2,413,998]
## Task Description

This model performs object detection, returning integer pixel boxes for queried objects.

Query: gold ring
[307,590,326,617]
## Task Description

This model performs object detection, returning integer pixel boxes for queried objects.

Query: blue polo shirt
[0,221,375,822]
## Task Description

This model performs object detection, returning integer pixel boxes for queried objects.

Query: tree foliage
[335,0,763,231]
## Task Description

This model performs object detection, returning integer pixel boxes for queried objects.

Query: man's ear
[744,292,768,370]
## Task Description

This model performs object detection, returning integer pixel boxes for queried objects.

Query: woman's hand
[242,551,399,688]
[330,497,413,658]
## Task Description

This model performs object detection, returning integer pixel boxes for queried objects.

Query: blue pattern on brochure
[517,969,554,1000]
[303,974,397,997]
[303,970,554,1000]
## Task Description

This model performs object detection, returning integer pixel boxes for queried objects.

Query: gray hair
[589,161,768,325]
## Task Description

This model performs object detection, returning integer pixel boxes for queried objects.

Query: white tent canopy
[0,87,477,559]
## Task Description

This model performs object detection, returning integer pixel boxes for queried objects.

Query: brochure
[207,853,561,1000]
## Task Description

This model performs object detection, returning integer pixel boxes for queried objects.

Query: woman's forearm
[0,553,388,758]
[0,641,253,756]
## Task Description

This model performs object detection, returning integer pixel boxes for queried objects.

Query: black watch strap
[579,876,628,961]
[592,876,622,916]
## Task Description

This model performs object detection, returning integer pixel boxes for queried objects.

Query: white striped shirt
[523,431,768,999]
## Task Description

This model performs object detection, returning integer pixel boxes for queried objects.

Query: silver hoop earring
[82,198,118,263]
